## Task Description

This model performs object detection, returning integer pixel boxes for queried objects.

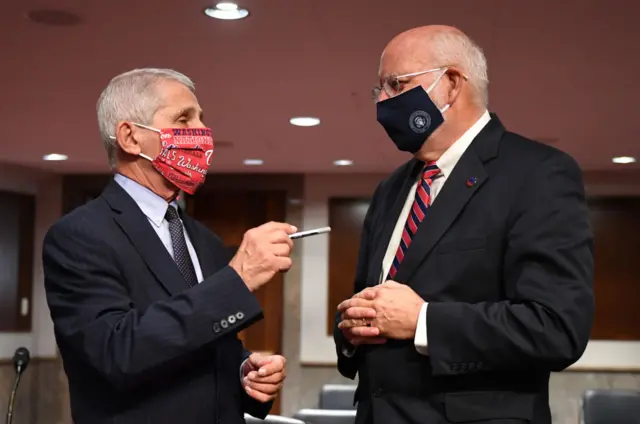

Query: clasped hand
[229,222,297,292]
[337,281,424,343]
[242,353,286,403]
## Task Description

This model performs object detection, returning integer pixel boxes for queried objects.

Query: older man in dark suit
[334,26,594,424]
[44,68,294,424]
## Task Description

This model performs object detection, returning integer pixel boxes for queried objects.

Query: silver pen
[289,226,332,239]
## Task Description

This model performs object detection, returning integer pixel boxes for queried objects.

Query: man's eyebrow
[173,107,204,121]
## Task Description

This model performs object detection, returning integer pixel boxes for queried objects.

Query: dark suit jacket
[334,115,594,424]
[43,180,272,424]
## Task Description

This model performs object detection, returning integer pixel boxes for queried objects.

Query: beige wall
[1,167,640,424]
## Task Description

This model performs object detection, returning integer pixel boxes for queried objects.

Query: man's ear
[445,69,467,105]
[114,121,141,156]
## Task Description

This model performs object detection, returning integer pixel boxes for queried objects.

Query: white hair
[429,30,489,107]
[96,68,195,168]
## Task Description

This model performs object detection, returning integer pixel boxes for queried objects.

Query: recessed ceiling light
[289,117,321,127]
[243,159,263,166]
[43,153,68,161]
[204,3,249,20]
[333,159,353,166]
[216,2,238,10]
[612,156,636,164]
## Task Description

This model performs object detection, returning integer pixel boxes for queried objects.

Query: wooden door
[188,190,286,414]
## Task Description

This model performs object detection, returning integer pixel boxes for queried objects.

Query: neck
[415,106,486,162]
[116,163,178,202]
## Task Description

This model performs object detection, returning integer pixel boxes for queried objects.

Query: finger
[342,307,376,319]
[255,354,285,368]
[381,280,401,287]
[338,318,374,330]
[271,242,292,257]
[269,231,295,246]
[256,358,285,377]
[273,256,292,272]
[247,353,263,367]
[350,337,387,346]
[358,288,378,300]
[247,371,286,384]
[245,385,275,403]
[261,221,297,235]
[245,379,282,395]
[337,297,374,311]
[349,326,381,337]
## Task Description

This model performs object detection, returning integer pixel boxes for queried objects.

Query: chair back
[318,384,357,410]
[581,389,640,424]
[244,414,305,424]
[293,409,357,424]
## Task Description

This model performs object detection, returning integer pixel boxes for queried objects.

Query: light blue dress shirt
[114,173,204,283]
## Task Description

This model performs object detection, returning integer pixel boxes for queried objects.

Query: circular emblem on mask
[409,110,431,134]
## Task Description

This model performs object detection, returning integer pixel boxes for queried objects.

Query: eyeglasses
[372,66,468,101]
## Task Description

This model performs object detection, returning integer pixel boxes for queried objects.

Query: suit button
[228,315,236,324]
[236,312,244,320]
[221,319,229,329]
[373,388,383,397]
[213,322,221,333]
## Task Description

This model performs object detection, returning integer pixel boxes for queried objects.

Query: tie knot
[165,205,180,222]
[423,161,440,180]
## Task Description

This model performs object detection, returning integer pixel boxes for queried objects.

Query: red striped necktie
[387,161,441,280]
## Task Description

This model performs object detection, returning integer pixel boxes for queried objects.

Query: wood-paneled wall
[0,191,35,332]
[327,196,640,341]
[589,197,640,340]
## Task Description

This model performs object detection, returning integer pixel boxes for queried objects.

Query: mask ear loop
[108,123,160,162]
[425,69,451,114]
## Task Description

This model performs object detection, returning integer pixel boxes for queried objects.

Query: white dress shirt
[380,110,491,355]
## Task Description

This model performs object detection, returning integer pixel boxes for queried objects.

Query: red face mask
[134,123,214,194]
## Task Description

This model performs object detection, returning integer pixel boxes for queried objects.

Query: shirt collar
[435,110,491,177]
[114,173,176,227]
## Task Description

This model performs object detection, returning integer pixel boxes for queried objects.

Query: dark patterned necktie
[165,205,198,288]
[387,161,440,280]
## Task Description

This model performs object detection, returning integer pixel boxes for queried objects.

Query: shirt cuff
[240,358,249,383]
[414,302,429,355]
[342,344,357,358]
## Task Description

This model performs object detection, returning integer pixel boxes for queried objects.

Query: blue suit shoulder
[499,130,581,171]
[44,197,111,245]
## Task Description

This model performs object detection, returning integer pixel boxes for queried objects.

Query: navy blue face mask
[376,83,450,154]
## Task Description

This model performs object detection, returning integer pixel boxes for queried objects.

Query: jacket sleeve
[333,183,381,379]
[43,218,263,392]
[426,151,595,375]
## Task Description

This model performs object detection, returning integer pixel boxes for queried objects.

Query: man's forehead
[155,81,202,113]
[378,55,421,78]
[378,41,433,78]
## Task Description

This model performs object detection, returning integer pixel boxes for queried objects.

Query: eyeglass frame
[371,66,469,101]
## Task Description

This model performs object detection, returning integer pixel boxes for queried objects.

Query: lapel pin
[466,177,478,187]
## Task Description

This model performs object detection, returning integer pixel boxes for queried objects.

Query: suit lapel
[367,160,422,285]
[102,180,188,296]
[394,114,505,284]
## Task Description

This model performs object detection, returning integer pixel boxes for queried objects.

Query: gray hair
[429,30,489,108]
[96,68,195,168]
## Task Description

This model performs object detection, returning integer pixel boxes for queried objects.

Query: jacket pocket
[444,391,534,423]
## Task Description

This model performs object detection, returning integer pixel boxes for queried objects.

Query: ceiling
[0,0,638,174]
